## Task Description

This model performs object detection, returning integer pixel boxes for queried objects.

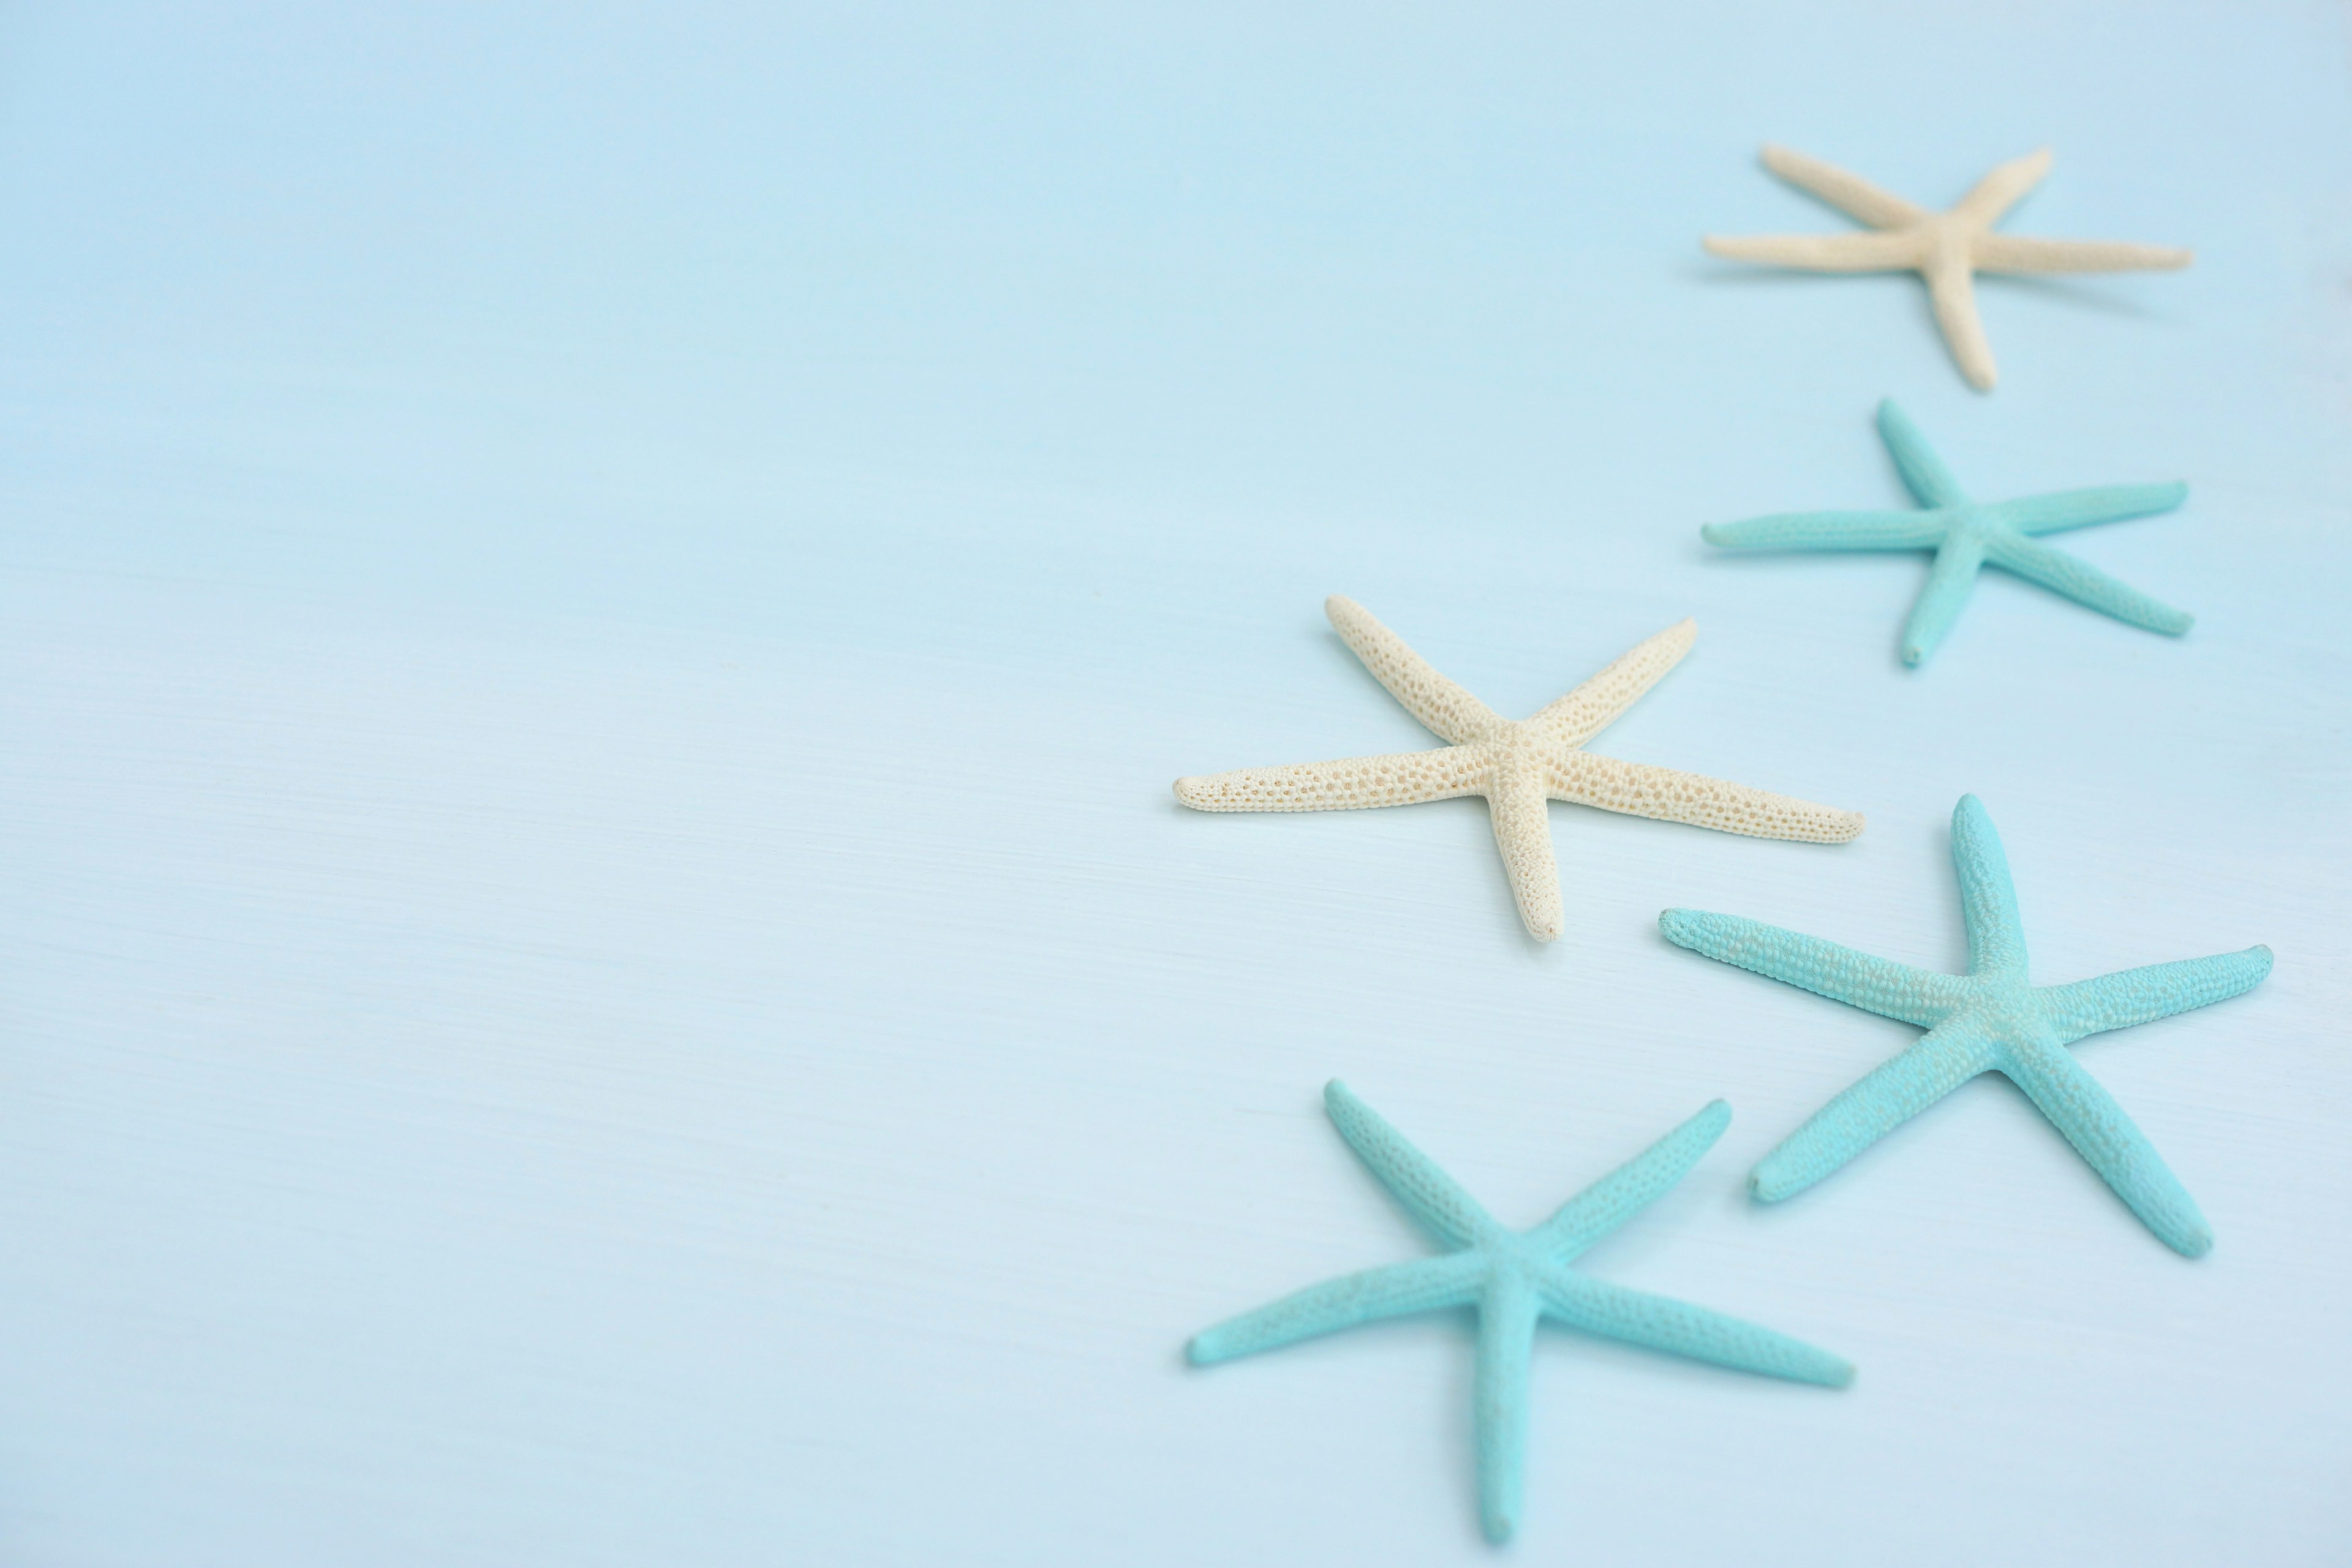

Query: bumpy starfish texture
[1705,401,2193,668]
[1189,1083,1852,1542]
[1661,796,2271,1257]
[1174,597,1863,941]
[1703,144,2191,390]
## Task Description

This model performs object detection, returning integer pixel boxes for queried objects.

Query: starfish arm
[1186,1252,1490,1365]
[1488,776,1565,942]
[1998,1039,2213,1257]
[1757,143,1928,227]
[1975,233,2193,273]
[1874,401,1971,508]
[1951,146,2054,226]
[1173,745,1489,813]
[1702,510,1950,552]
[1899,532,1987,667]
[1324,1080,1504,1249]
[1701,229,1926,272]
[1749,1020,2001,1201]
[1658,909,1964,1027]
[1534,1100,1730,1261]
[1536,1269,1853,1387]
[1980,531,2195,635]
[1474,1273,1541,1544]
[1924,255,2000,390]
[1527,618,1696,748]
[2040,946,2273,1042]
[1997,483,2188,536]
[1549,753,1865,844]
[1950,795,2029,978]
[1325,595,1506,745]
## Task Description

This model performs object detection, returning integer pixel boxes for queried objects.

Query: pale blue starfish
[1662,796,2271,1256]
[1703,401,2193,666]
[1188,1082,1852,1543]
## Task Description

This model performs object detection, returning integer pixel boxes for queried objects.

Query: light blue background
[4,3,2350,1563]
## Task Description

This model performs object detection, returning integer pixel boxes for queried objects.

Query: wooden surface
[4,3,2350,1562]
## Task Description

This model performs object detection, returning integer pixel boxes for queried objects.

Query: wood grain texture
[3,2,2351,1565]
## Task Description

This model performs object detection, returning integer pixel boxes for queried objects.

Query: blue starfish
[1188,1082,1852,1542]
[1703,401,2194,666]
[1661,796,2271,1256]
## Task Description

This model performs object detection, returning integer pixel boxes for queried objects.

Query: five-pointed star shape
[1704,400,2194,668]
[1188,1082,1852,1543]
[1703,143,2192,390]
[1662,796,2271,1257]
[1174,597,1863,941]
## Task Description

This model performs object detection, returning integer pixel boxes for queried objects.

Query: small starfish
[1704,400,2194,668]
[1703,143,2192,390]
[1174,597,1863,941]
[1660,796,2271,1257]
[1189,1082,1852,1542]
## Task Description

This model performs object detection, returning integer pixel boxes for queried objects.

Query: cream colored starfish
[1703,145,2192,390]
[1174,597,1864,942]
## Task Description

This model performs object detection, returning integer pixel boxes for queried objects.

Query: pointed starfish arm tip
[1704,511,1949,551]
[1999,481,2188,535]
[1756,1028,2004,1208]
[1172,749,1490,813]
[1542,1274,1855,1387]
[1188,1253,1490,1365]
[1525,619,1697,748]
[1547,754,1862,845]
[2040,945,2272,1039]
[1324,1087,1501,1248]
[1661,908,1959,1025]
[1813,1355,1859,1389]
[1747,1160,1807,1204]
[1981,532,2196,636]
[1534,1099,1732,1259]
[2000,1042,2215,1256]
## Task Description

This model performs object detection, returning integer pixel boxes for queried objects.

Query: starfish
[1174,597,1863,941]
[1188,1082,1852,1542]
[1703,400,2194,668]
[1702,143,2192,390]
[1660,796,2271,1257]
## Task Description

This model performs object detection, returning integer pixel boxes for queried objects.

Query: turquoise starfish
[1661,796,2271,1256]
[1703,401,2193,666]
[1188,1082,1852,1543]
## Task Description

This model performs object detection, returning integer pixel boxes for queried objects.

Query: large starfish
[1703,143,2192,390]
[1188,1082,1852,1542]
[1660,796,2271,1256]
[1704,400,2193,668]
[1174,597,1863,941]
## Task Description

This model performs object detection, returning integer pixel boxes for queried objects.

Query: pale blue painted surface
[3,3,2350,1564]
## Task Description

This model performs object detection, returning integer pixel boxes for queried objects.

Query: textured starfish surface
[1188,1082,1852,1542]
[1174,597,1863,941]
[1705,401,2193,668]
[1703,143,2191,390]
[1662,796,2271,1257]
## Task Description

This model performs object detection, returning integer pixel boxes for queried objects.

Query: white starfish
[1703,144,2192,390]
[1174,597,1864,942]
